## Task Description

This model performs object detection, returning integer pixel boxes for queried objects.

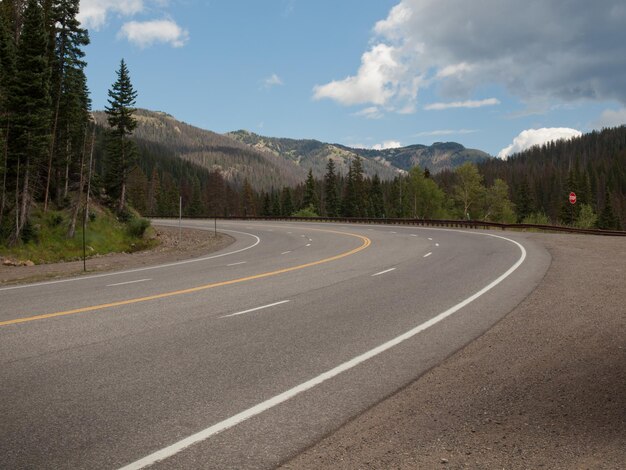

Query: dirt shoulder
[282,233,626,469]
[0,226,234,286]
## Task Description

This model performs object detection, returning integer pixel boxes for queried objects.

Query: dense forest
[0,0,93,245]
[477,126,626,228]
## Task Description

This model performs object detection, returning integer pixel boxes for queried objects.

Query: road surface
[0,220,549,469]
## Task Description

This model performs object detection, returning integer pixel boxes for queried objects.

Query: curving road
[0,220,550,469]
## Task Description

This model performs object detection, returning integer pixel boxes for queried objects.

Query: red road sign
[569,192,577,204]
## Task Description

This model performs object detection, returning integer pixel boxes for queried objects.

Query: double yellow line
[0,229,371,327]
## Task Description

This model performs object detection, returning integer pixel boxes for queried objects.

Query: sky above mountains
[81,0,626,158]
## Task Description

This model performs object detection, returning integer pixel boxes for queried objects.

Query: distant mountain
[228,130,491,177]
[93,110,491,190]
[93,110,306,191]
[343,142,492,173]
[227,130,401,180]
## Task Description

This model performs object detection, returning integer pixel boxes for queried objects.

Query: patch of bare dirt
[282,233,626,470]
[0,226,234,286]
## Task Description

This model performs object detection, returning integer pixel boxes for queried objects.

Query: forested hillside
[339,141,491,173]
[228,130,490,178]
[476,126,625,228]
[92,110,306,191]
[228,130,401,180]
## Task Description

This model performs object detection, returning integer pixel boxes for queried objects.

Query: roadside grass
[0,206,156,264]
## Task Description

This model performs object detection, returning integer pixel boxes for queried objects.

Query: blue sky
[81,0,626,158]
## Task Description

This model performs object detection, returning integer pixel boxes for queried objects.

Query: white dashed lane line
[227,262,247,267]
[423,252,432,258]
[372,268,396,277]
[107,279,151,287]
[219,300,290,319]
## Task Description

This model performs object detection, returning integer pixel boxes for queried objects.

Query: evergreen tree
[9,0,51,243]
[43,0,89,211]
[341,161,356,217]
[352,156,366,216]
[0,7,16,229]
[597,189,620,230]
[241,178,255,216]
[270,189,280,216]
[369,173,384,218]
[301,168,319,212]
[323,158,339,217]
[261,192,271,216]
[280,186,293,216]
[558,169,580,225]
[514,179,534,223]
[104,59,138,213]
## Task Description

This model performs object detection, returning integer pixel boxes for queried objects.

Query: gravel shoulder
[0,226,234,286]
[282,233,626,469]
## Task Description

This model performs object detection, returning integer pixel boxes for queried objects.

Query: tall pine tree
[105,59,137,213]
[9,0,51,243]
[323,158,339,217]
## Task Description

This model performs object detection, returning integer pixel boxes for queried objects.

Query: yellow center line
[0,229,371,327]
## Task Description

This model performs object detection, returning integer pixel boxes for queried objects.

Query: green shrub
[127,217,150,238]
[21,220,39,244]
[292,206,319,217]
[47,212,64,227]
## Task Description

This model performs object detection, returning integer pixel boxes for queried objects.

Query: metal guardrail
[148,215,626,236]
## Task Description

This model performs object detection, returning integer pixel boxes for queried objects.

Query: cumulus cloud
[593,108,626,129]
[263,74,284,88]
[424,98,500,111]
[372,140,402,150]
[119,19,189,48]
[314,0,626,110]
[498,128,582,160]
[78,0,145,29]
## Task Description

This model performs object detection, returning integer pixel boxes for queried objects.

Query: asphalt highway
[0,220,550,469]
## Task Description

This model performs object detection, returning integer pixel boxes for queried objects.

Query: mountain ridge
[94,109,492,189]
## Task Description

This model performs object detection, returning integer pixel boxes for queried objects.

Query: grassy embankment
[0,205,156,264]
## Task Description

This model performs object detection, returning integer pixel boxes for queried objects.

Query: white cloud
[372,140,402,150]
[119,19,189,48]
[313,44,403,105]
[498,128,582,160]
[353,106,383,119]
[415,129,477,137]
[314,0,626,110]
[263,74,284,88]
[593,108,626,128]
[436,62,472,79]
[424,98,500,111]
[78,0,145,30]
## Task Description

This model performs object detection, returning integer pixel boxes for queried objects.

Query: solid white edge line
[424,252,432,258]
[219,300,290,319]
[106,278,151,287]
[372,268,396,277]
[118,234,527,470]
[227,261,247,267]
[0,228,261,292]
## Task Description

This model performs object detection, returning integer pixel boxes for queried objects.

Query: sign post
[569,192,577,225]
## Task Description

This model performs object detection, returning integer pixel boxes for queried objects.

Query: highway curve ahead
[0,220,550,469]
